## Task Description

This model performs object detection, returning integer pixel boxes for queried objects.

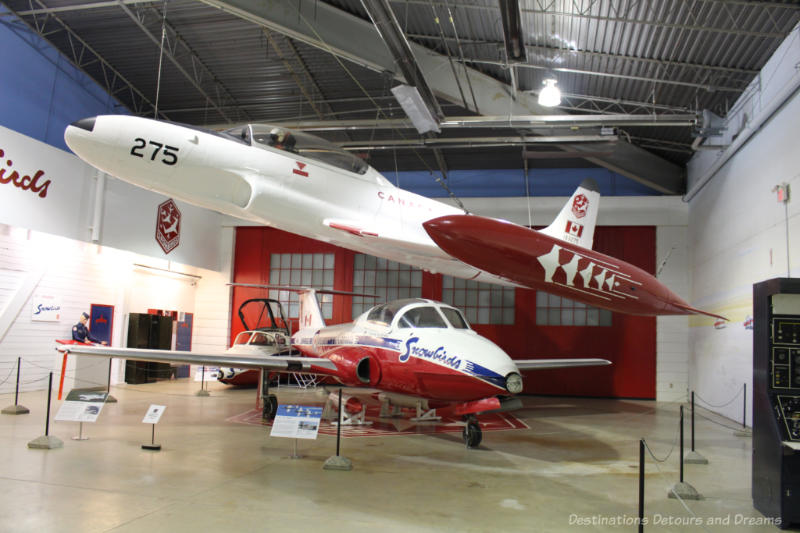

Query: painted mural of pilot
[72,312,107,345]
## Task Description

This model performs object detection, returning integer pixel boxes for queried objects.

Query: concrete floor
[0,380,789,532]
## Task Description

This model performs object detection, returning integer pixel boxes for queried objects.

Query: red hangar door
[232,225,656,399]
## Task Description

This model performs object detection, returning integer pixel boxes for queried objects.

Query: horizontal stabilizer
[515,358,612,370]
[229,283,378,299]
[56,344,338,372]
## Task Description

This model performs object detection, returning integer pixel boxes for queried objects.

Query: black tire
[262,394,279,420]
[463,421,482,449]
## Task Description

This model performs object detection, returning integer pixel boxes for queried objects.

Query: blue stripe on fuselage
[296,335,506,390]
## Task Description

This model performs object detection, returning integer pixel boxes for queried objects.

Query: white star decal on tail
[537,245,562,282]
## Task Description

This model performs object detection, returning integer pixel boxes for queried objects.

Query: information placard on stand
[142,405,166,424]
[142,405,166,450]
[270,405,323,440]
[55,390,108,423]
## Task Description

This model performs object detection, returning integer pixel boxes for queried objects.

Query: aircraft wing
[56,344,338,373]
[515,358,612,370]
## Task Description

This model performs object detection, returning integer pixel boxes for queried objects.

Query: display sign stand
[291,438,301,459]
[55,389,108,442]
[142,425,161,451]
[196,366,210,397]
[142,405,165,451]
[72,422,88,441]
[270,403,323,460]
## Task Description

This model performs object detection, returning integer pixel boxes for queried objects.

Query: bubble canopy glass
[225,124,368,175]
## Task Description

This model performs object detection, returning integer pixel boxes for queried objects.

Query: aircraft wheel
[463,420,482,449]
[262,394,279,420]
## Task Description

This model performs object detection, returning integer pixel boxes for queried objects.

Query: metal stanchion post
[691,392,695,452]
[105,359,117,403]
[2,357,29,414]
[27,373,63,449]
[323,388,352,470]
[639,439,645,533]
[743,383,747,428]
[685,391,708,464]
[680,406,684,483]
[735,383,752,437]
[669,405,701,499]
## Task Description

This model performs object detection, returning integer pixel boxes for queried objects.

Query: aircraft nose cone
[70,116,96,132]
[423,215,468,247]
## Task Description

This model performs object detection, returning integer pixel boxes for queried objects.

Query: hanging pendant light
[538,78,561,107]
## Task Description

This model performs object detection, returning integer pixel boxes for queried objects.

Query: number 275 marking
[130,138,179,165]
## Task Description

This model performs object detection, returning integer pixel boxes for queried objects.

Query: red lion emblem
[155,199,181,254]
[571,194,589,219]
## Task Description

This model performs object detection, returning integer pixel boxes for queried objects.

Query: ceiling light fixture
[538,78,561,107]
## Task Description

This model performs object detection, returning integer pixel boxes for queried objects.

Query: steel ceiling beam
[471,60,744,93]
[361,0,443,121]
[408,35,760,78]
[274,113,697,131]
[498,0,526,62]
[526,4,788,39]
[263,29,328,121]
[338,136,618,150]
[196,0,686,194]
[12,0,151,15]
[118,2,246,124]
[388,0,800,11]
[0,0,161,118]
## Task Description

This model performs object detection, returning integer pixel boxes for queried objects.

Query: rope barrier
[693,410,748,433]
[0,364,17,387]
[693,384,744,409]
[641,434,713,533]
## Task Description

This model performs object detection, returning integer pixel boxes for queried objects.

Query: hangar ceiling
[1,0,798,194]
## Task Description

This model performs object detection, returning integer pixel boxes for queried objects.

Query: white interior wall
[0,225,128,394]
[0,223,233,395]
[0,125,226,271]
[686,25,800,424]
[657,226,690,402]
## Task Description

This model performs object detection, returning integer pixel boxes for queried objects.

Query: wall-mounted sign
[90,304,114,343]
[155,198,181,254]
[0,147,52,199]
[31,293,61,321]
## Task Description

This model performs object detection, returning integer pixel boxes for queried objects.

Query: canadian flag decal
[293,161,309,177]
[565,220,583,238]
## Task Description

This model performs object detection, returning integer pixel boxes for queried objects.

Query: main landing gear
[462,416,482,449]
[260,370,278,420]
[262,394,278,420]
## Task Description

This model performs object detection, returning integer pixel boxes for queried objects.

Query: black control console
[753,279,800,529]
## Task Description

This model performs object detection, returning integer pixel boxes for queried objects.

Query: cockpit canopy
[224,124,369,175]
[364,299,471,330]
[233,330,287,347]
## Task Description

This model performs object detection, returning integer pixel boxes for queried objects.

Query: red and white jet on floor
[57,290,609,448]
[64,115,721,319]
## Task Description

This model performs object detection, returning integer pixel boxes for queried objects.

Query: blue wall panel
[0,13,126,151]
[389,167,661,197]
